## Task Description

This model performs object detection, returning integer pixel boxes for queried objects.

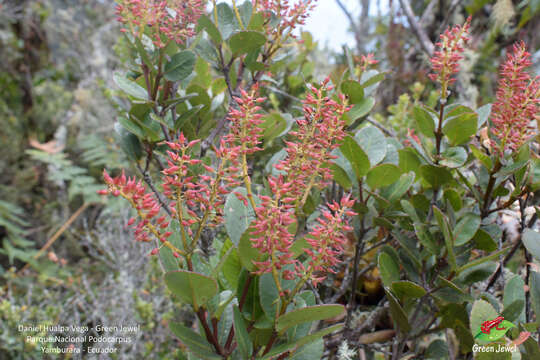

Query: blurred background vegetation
[0,0,538,358]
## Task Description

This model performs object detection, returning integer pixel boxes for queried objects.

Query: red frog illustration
[480,316,506,335]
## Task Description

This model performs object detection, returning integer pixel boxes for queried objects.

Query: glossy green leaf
[380,172,415,202]
[341,79,364,104]
[454,213,481,246]
[347,97,375,123]
[164,50,196,82]
[522,229,540,262]
[340,135,370,179]
[366,164,401,189]
[174,104,204,131]
[504,275,526,323]
[476,103,491,128]
[259,272,280,320]
[275,304,345,334]
[440,147,467,168]
[470,299,498,343]
[356,126,387,166]
[385,288,410,333]
[233,306,253,358]
[260,324,342,360]
[391,280,426,298]
[169,322,221,359]
[197,14,222,44]
[530,271,540,324]
[224,187,256,246]
[113,72,148,100]
[229,31,266,54]
[443,111,478,145]
[216,3,237,39]
[413,106,436,137]
[433,206,457,271]
[378,252,400,287]
[419,165,453,189]
[164,270,218,308]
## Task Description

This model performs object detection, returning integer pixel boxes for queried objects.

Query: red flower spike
[489,41,539,155]
[429,16,471,98]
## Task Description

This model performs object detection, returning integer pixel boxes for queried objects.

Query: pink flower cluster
[248,78,353,283]
[162,133,241,232]
[256,0,316,38]
[223,86,266,155]
[303,196,356,286]
[251,176,297,278]
[115,0,205,48]
[429,17,471,97]
[490,41,539,154]
[276,77,349,199]
[100,171,172,243]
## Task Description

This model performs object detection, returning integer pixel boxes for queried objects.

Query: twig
[399,0,434,56]
[136,163,172,217]
[17,203,90,274]
[365,117,396,137]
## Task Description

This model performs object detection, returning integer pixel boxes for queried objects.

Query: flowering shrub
[100,1,540,359]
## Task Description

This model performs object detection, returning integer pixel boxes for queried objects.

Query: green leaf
[275,305,345,334]
[440,147,467,168]
[290,338,323,360]
[442,111,478,145]
[501,299,524,324]
[113,72,148,100]
[329,163,352,189]
[238,227,263,272]
[470,144,492,170]
[391,280,426,299]
[259,272,280,320]
[385,288,411,333]
[197,14,222,44]
[233,306,253,358]
[457,246,510,273]
[419,165,453,189]
[341,79,364,104]
[413,106,436,137]
[260,112,287,145]
[224,187,256,246]
[433,206,457,271]
[522,229,540,262]
[229,31,266,55]
[470,299,499,343]
[366,164,401,189]
[476,103,492,128]
[454,213,481,246]
[114,122,143,160]
[504,275,526,323]
[164,270,218,309]
[164,50,196,82]
[530,271,540,324]
[260,324,342,360]
[340,136,370,179]
[378,252,400,287]
[398,148,421,173]
[216,3,237,39]
[347,97,375,123]
[118,116,144,138]
[473,228,497,252]
[355,126,387,166]
[425,339,449,360]
[380,172,415,203]
[174,104,204,131]
[169,322,221,359]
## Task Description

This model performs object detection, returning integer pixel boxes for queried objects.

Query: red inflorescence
[304,195,356,286]
[490,41,540,154]
[223,85,267,155]
[429,17,471,97]
[162,133,241,232]
[100,170,170,243]
[115,0,205,48]
[256,0,316,38]
[250,176,297,277]
[276,77,350,199]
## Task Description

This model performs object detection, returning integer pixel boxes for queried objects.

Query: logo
[474,316,514,342]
